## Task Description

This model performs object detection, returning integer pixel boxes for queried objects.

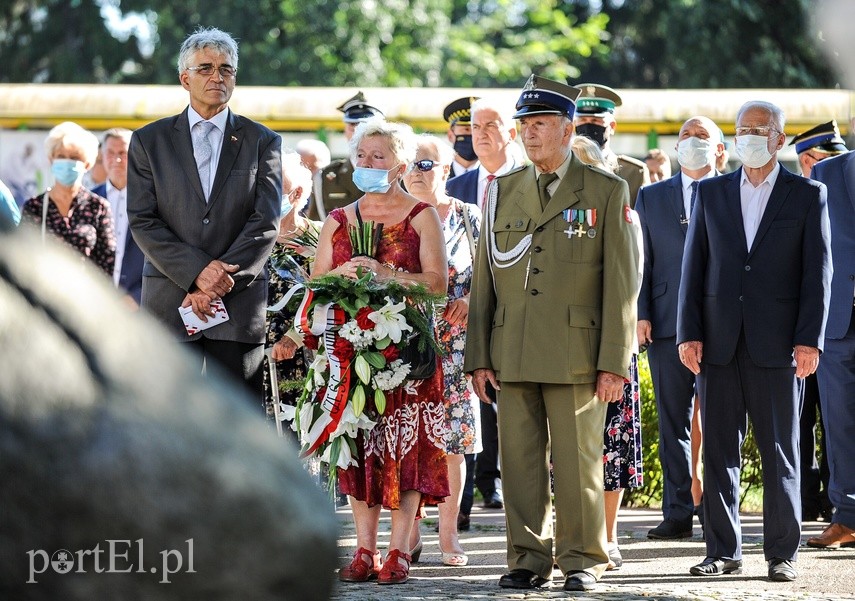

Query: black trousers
[187,338,265,412]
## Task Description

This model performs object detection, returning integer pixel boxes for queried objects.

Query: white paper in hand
[179,298,230,336]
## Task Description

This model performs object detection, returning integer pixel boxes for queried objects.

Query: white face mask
[735,135,774,169]
[676,137,716,171]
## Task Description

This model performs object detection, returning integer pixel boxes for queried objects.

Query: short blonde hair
[44,121,100,166]
[349,117,417,168]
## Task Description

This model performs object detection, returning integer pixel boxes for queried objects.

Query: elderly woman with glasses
[313,118,449,585]
[21,121,116,276]
[402,134,482,568]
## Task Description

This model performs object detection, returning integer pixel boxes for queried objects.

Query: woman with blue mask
[20,121,116,276]
[313,118,450,585]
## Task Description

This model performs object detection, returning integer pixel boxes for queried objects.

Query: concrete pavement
[331,503,853,600]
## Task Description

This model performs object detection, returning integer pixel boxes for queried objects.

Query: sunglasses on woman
[413,159,442,172]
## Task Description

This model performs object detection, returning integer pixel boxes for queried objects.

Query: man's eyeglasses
[414,159,441,172]
[735,126,779,137]
[187,64,237,78]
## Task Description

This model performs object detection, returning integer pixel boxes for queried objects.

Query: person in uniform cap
[573,83,650,206]
[465,73,639,592]
[444,97,480,178]
[789,120,847,524]
[310,91,384,220]
[790,120,848,178]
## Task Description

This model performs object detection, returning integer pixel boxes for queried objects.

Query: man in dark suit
[91,128,145,306]
[309,92,383,220]
[678,101,831,582]
[806,149,855,549]
[790,121,847,523]
[128,27,282,405]
[637,116,724,540]
[465,74,639,592]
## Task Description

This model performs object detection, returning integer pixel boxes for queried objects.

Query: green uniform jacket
[464,154,640,383]
[614,153,650,209]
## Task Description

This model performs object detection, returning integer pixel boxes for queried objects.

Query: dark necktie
[689,180,699,217]
[538,172,558,209]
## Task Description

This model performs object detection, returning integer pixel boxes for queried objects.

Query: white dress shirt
[476,159,518,210]
[188,107,228,198]
[680,170,717,221]
[740,162,780,250]
[106,180,127,286]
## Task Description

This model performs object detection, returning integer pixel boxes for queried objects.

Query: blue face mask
[51,159,86,186]
[352,166,395,193]
[280,196,294,217]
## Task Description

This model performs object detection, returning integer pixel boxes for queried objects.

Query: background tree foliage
[0,0,839,88]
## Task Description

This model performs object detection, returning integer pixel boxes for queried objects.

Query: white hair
[471,96,517,130]
[281,151,313,208]
[295,139,331,169]
[737,101,786,132]
[177,27,238,74]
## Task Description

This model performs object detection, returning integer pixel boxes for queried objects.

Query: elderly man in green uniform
[464,75,640,592]
[574,83,650,207]
[309,91,384,220]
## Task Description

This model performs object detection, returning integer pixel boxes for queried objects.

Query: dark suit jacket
[310,158,360,220]
[811,152,855,339]
[677,164,831,367]
[635,173,689,339]
[127,107,282,343]
[91,182,145,304]
[445,170,479,205]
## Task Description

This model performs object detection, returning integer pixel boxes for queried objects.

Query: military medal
[586,208,597,238]
[563,209,589,238]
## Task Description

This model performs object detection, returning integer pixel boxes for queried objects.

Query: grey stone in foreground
[0,223,337,600]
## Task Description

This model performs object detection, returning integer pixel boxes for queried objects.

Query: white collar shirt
[188,107,228,198]
[740,162,780,250]
[476,159,517,210]
[106,179,127,286]
[680,170,717,221]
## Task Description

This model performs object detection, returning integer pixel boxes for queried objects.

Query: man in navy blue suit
[637,116,724,540]
[91,128,144,306]
[806,149,855,549]
[678,101,831,582]
[446,96,520,210]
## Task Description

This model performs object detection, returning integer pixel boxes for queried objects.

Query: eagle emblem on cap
[524,74,537,91]
[585,86,597,97]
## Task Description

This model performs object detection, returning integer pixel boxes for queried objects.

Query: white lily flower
[321,438,356,469]
[331,402,377,439]
[368,296,413,344]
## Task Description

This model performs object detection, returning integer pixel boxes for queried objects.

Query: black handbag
[399,333,437,380]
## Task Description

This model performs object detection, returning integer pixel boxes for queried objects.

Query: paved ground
[331,504,853,600]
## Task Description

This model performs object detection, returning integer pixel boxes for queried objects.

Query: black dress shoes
[689,557,743,576]
[563,570,597,591]
[648,518,692,539]
[768,558,797,582]
[483,491,504,509]
[457,512,471,532]
[498,568,550,589]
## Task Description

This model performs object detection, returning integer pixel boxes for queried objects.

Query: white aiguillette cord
[485,178,534,291]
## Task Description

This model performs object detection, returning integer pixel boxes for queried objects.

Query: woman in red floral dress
[313,118,449,585]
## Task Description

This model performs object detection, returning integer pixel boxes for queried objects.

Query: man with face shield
[444,97,480,178]
[677,101,832,583]
[573,83,650,207]
[635,117,724,542]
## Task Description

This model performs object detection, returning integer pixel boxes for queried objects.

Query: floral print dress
[435,199,482,455]
[329,202,450,509]
[603,355,643,490]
